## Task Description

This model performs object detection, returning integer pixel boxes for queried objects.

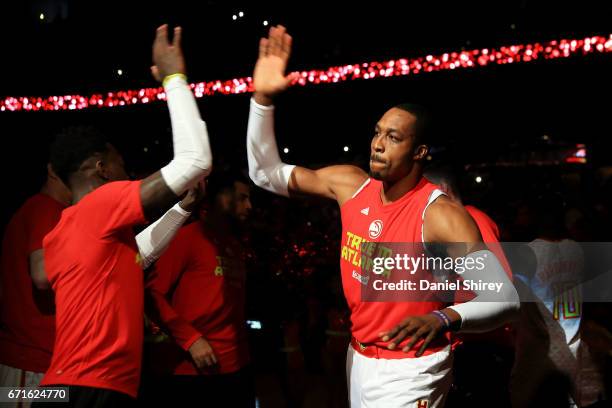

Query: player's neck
[40,178,71,206]
[380,171,422,204]
[70,178,105,205]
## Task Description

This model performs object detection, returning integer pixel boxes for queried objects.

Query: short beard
[369,170,384,180]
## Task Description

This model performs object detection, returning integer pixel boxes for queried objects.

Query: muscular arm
[247,99,366,204]
[140,25,212,221]
[424,197,520,332]
[248,26,367,205]
[136,181,204,270]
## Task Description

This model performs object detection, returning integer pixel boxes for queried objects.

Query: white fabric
[246,98,296,197]
[135,203,191,270]
[346,344,452,408]
[351,178,371,199]
[421,189,445,243]
[0,363,44,408]
[527,239,584,346]
[448,249,520,332]
[160,76,212,195]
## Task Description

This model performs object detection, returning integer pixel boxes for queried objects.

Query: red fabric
[465,205,512,279]
[146,221,249,375]
[461,205,515,348]
[0,193,65,373]
[339,178,451,358]
[40,181,146,398]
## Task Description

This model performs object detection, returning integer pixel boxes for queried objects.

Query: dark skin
[254,25,488,356]
[69,24,186,221]
[187,181,252,369]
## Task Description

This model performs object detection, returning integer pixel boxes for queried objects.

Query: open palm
[253,25,298,97]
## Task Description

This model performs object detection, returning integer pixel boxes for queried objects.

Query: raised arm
[248,25,367,205]
[140,25,212,221]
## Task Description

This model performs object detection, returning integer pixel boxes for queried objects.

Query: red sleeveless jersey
[339,177,450,357]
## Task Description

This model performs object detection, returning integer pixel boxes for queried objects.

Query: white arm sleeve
[246,98,296,197]
[160,76,212,195]
[447,249,520,333]
[135,203,191,270]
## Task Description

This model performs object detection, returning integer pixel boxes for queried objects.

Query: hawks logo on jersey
[368,219,383,239]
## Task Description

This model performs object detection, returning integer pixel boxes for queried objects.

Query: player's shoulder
[79,180,140,206]
[323,165,369,204]
[425,196,476,230]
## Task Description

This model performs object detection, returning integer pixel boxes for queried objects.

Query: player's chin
[369,169,385,180]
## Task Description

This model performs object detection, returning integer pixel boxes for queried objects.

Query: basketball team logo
[417,400,429,408]
[368,219,383,239]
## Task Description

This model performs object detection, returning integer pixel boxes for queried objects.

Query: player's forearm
[146,289,202,350]
[160,75,212,196]
[135,203,191,270]
[247,98,295,197]
[447,249,520,333]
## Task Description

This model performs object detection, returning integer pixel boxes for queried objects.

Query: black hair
[206,169,251,199]
[49,126,109,185]
[393,103,434,148]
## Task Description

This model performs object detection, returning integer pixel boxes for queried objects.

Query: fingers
[387,327,413,350]
[155,24,169,47]
[284,72,300,87]
[381,316,412,341]
[259,38,269,58]
[150,66,161,81]
[196,352,217,369]
[172,26,182,48]
[268,25,287,56]
[402,327,429,352]
[203,350,217,367]
[263,25,292,61]
[280,32,292,61]
[416,331,437,357]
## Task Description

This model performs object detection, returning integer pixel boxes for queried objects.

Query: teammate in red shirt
[424,163,515,405]
[0,165,71,407]
[246,26,519,407]
[145,171,254,407]
[423,164,512,279]
[34,25,213,406]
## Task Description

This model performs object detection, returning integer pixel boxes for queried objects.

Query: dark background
[0,2,610,405]
[0,0,610,227]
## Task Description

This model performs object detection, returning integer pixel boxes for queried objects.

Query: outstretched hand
[151,24,186,82]
[253,25,299,105]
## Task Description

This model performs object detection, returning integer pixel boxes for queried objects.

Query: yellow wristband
[162,73,187,88]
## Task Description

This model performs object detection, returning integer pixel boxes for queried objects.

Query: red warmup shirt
[340,178,451,358]
[0,193,65,373]
[146,220,249,375]
[462,205,514,347]
[40,181,146,398]
[465,205,512,279]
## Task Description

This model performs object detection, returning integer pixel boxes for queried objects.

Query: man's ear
[47,163,60,180]
[95,158,111,181]
[413,144,429,161]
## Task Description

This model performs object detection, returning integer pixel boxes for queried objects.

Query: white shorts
[346,344,453,408]
[0,363,45,408]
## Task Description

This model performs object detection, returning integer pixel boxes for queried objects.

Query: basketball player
[34,25,212,406]
[145,171,254,407]
[0,165,70,408]
[246,25,519,407]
